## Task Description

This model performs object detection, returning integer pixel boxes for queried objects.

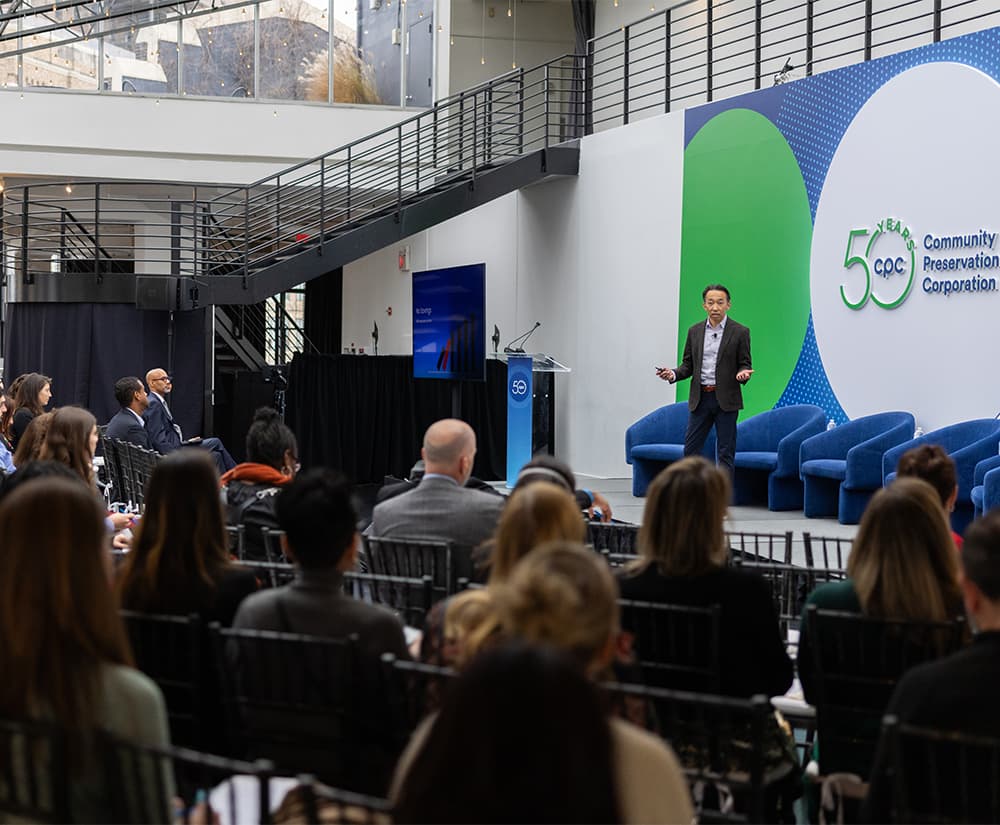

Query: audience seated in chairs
[117,450,258,626]
[618,456,793,699]
[233,467,409,663]
[368,418,504,561]
[895,443,963,549]
[221,407,299,562]
[421,481,586,666]
[796,477,963,819]
[864,508,1000,822]
[0,477,172,822]
[8,372,52,453]
[106,376,152,449]
[513,453,614,522]
[396,542,694,824]
[11,409,52,468]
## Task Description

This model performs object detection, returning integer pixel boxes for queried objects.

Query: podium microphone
[492,324,501,354]
[371,320,379,356]
[504,321,541,354]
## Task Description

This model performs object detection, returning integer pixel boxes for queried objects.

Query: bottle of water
[914,426,924,438]
[826,419,836,431]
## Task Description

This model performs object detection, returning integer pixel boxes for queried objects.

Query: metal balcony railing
[1,0,998,298]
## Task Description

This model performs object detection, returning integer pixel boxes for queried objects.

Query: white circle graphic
[811,62,1000,428]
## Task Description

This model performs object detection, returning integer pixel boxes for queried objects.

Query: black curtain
[287,354,557,483]
[570,0,596,137]
[4,303,207,435]
[304,267,343,354]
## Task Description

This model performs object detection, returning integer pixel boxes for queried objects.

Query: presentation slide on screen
[412,263,486,382]
[679,26,1000,428]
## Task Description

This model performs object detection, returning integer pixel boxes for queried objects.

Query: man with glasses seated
[144,367,236,473]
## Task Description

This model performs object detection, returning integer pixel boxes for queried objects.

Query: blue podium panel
[506,356,533,487]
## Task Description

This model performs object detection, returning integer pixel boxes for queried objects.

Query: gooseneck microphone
[492,324,501,354]
[504,321,541,354]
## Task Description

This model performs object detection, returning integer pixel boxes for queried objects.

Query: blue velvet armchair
[972,454,1000,519]
[882,419,1000,533]
[732,404,826,511]
[799,411,915,525]
[625,402,715,497]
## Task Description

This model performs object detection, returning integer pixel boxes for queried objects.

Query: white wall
[343,111,684,478]
[0,88,414,184]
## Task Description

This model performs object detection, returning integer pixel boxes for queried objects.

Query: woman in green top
[0,476,173,822]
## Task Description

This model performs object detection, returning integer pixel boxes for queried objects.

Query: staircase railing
[2,0,996,293]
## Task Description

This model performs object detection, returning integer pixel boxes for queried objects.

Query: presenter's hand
[655,366,675,382]
[736,369,754,383]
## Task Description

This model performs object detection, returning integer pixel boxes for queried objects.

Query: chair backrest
[0,717,70,823]
[618,598,722,693]
[237,561,434,627]
[364,535,454,601]
[379,653,456,746]
[120,611,206,751]
[802,532,852,571]
[99,732,276,825]
[225,524,246,560]
[600,551,638,569]
[727,530,793,564]
[882,716,1000,824]
[730,560,846,641]
[586,521,640,555]
[105,436,133,507]
[213,625,390,792]
[260,527,288,564]
[603,681,788,824]
[807,607,966,778]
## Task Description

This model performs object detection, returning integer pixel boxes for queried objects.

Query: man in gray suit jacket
[657,284,753,476]
[369,418,504,554]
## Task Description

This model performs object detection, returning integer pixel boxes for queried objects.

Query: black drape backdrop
[4,303,207,434]
[304,268,343,354]
[286,354,554,483]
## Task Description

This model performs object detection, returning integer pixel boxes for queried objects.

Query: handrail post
[397,124,403,218]
[415,114,422,193]
[863,0,872,61]
[319,157,326,248]
[664,9,671,112]
[94,183,101,284]
[753,0,762,89]
[346,146,352,221]
[472,94,479,184]
[806,0,814,75]
[191,185,198,280]
[932,0,941,42]
[706,0,713,102]
[544,65,550,147]
[432,107,439,171]
[20,187,29,285]
[243,188,250,291]
[459,92,466,168]
[517,67,525,152]
[623,25,630,125]
[275,174,281,253]
[59,207,67,268]
[586,39,594,134]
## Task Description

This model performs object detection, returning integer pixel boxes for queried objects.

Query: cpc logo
[840,217,916,310]
[509,371,530,398]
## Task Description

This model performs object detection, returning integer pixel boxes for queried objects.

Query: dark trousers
[683,390,738,476]
[182,437,236,474]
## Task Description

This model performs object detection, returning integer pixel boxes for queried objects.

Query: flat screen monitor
[412,263,486,382]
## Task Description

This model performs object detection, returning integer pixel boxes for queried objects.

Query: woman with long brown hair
[117,449,257,625]
[38,406,99,488]
[9,372,52,451]
[619,456,793,697]
[0,477,171,821]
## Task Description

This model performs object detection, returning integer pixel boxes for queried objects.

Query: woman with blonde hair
[797,476,963,698]
[396,542,693,824]
[422,481,585,665]
[0,477,171,820]
[619,456,792,697]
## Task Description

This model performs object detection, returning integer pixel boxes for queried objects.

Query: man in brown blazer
[656,284,753,476]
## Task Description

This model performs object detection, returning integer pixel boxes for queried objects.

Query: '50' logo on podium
[509,371,530,398]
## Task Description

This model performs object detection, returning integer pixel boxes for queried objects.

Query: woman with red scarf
[220,407,299,561]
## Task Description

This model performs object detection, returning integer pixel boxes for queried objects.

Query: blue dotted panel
[773,27,1000,418]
